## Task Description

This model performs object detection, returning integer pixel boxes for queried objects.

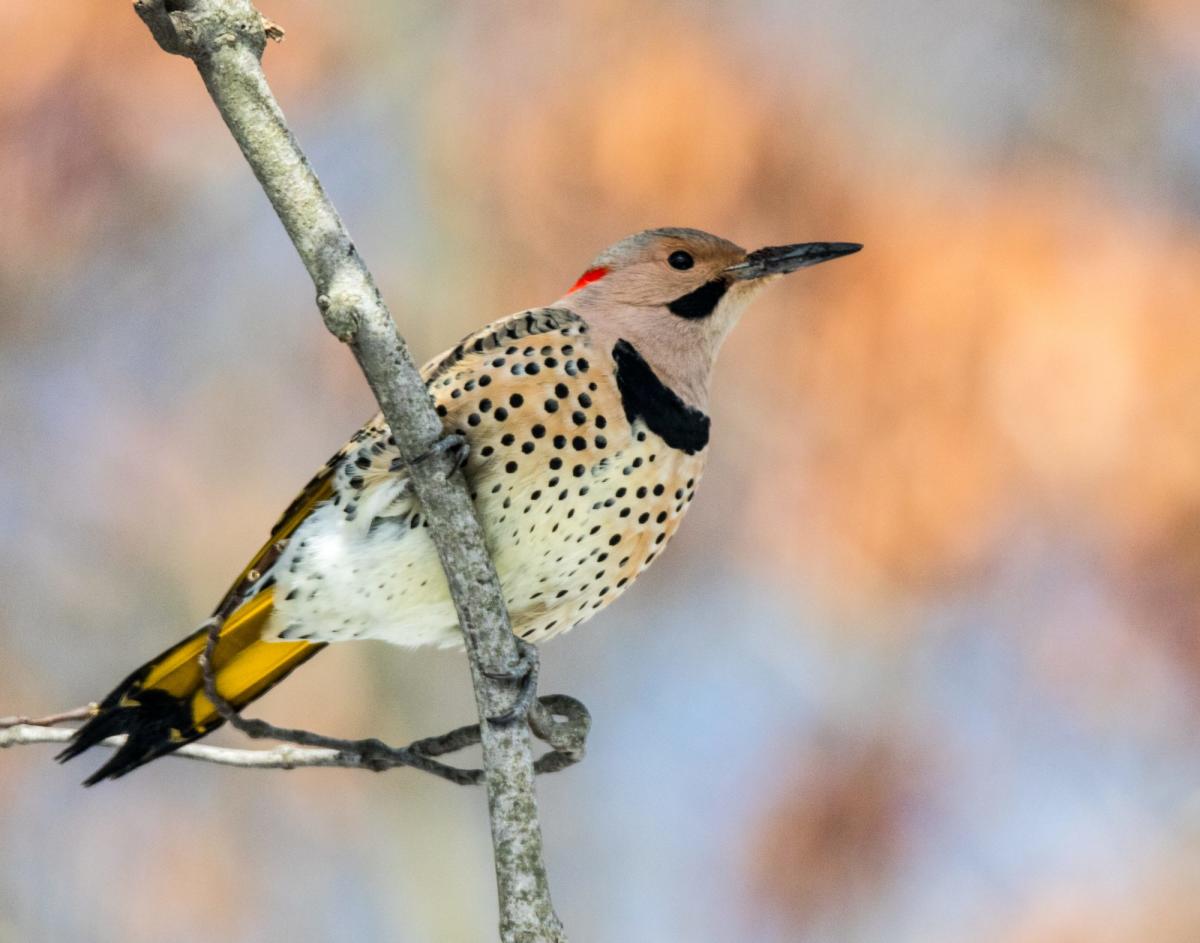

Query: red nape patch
[568,266,609,294]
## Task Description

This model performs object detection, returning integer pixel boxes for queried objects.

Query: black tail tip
[55,708,126,771]
[56,696,195,786]
[78,748,153,787]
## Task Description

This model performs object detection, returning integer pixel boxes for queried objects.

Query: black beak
[724,242,862,280]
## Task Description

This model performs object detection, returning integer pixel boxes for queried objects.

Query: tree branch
[121,2,570,939]
[1,695,591,783]
[0,705,97,728]
[3,724,425,773]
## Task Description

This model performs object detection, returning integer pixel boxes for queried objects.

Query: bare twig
[127,3,570,939]
[0,705,96,729]
[2,724,404,770]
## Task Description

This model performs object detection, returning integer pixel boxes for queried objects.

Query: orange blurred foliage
[421,3,1200,637]
[747,734,927,930]
[3,2,1200,940]
[0,2,341,298]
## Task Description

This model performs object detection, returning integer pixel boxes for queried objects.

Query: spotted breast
[270,307,706,648]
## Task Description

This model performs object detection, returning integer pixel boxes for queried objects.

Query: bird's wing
[208,414,390,619]
[214,306,584,610]
[276,307,587,537]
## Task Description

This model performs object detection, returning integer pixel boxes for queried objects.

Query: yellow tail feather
[61,443,343,784]
[61,587,323,784]
[131,588,316,735]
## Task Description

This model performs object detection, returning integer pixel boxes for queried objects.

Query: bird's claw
[485,638,540,725]
[412,433,470,477]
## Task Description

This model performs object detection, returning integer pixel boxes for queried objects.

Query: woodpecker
[60,228,860,784]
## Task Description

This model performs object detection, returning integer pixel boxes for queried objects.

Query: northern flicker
[60,228,860,784]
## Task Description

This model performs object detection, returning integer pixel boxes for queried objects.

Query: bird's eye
[667,250,694,271]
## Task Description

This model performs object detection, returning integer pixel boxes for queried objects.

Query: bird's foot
[484,638,540,725]
[411,433,470,477]
[529,694,591,773]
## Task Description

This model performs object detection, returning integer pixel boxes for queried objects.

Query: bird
[59,227,860,784]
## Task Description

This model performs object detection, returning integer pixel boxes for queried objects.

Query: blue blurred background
[4,1,1200,940]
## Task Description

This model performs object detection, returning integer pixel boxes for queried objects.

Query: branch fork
[134,0,269,61]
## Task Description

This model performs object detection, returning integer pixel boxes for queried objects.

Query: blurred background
[3,1,1200,940]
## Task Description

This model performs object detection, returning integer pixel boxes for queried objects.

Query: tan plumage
[271,306,703,650]
[61,227,860,783]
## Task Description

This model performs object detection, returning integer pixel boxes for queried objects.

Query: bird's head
[557,227,860,406]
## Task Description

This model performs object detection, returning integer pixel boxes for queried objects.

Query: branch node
[133,0,268,61]
[320,296,362,343]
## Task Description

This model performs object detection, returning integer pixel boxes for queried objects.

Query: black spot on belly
[612,339,710,454]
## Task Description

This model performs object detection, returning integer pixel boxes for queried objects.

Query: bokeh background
[4,1,1200,940]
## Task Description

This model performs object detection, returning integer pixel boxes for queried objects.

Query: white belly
[268,430,703,649]
[271,501,462,648]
